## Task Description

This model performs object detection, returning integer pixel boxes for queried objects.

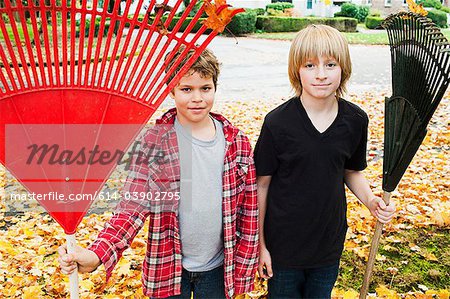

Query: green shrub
[256,16,357,32]
[336,3,369,22]
[440,6,450,13]
[357,5,370,22]
[334,11,346,17]
[184,0,206,17]
[248,7,266,16]
[225,10,257,35]
[123,16,208,32]
[126,14,146,23]
[427,9,448,28]
[266,2,294,11]
[339,3,359,19]
[76,18,111,37]
[417,0,442,9]
[365,16,383,29]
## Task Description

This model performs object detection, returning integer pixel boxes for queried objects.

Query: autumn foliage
[0,91,449,298]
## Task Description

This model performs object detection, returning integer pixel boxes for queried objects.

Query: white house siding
[295,0,340,17]
[228,0,271,8]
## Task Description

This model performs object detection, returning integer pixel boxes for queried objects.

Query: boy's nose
[316,66,327,79]
[191,90,203,102]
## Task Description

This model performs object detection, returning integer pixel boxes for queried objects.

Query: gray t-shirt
[174,117,226,272]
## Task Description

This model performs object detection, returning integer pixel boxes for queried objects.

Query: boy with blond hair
[255,25,396,298]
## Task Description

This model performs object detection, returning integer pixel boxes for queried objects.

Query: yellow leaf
[376,285,399,298]
[422,252,439,261]
[0,240,18,255]
[406,0,428,16]
[24,227,34,237]
[116,259,130,277]
[436,289,449,299]
[122,290,134,296]
[80,279,95,291]
[38,246,46,255]
[343,289,359,299]
[22,285,43,299]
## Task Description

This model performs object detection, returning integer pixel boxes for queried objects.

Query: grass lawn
[3,23,34,41]
[250,28,450,45]
[337,226,450,293]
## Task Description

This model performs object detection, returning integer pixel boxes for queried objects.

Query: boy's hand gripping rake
[0,0,243,297]
[359,12,450,298]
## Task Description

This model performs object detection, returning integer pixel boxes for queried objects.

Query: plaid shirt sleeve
[234,150,259,295]
[88,137,152,281]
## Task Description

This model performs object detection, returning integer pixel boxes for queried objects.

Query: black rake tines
[381,12,450,192]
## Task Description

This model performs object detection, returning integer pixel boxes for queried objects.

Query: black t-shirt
[254,97,368,269]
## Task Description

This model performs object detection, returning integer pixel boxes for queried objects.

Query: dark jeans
[268,262,340,299]
[165,265,226,299]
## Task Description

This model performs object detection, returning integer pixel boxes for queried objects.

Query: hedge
[266,2,294,11]
[76,18,111,37]
[417,0,442,9]
[427,9,448,28]
[256,16,357,32]
[365,16,384,29]
[122,16,207,32]
[226,10,257,35]
[123,13,257,35]
[440,6,450,13]
[248,8,266,16]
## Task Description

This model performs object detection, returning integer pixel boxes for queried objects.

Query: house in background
[128,0,448,18]
[366,0,408,16]
[230,0,449,17]
[228,0,340,17]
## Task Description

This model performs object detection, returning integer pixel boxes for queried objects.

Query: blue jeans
[268,263,340,299]
[164,265,226,299]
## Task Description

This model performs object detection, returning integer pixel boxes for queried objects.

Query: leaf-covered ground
[0,91,449,298]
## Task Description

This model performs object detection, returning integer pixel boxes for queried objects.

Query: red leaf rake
[0,0,243,297]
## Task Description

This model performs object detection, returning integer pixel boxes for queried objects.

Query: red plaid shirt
[89,109,259,299]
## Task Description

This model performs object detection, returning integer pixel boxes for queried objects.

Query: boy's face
[170,71,215,125]
[299,55,341,101]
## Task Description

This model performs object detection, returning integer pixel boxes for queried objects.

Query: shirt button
[176,266,182,272]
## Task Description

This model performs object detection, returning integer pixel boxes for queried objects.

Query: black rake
[360,11,450,298]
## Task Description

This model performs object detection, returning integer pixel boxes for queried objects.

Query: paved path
[204,36,392,101]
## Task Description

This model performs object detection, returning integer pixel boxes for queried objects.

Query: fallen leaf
[202,0,244,32]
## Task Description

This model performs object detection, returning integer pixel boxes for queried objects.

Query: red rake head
[0,0,243,234]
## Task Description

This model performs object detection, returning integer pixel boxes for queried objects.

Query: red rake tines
[0,0,243,297]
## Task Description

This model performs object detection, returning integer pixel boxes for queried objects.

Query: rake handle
[66,234,79,299]
[359,191,391,299]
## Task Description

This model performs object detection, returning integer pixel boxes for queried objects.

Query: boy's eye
[202,86,212,91]
[327,62,337,67]
[181,88,191,92]
[304,63,315,68]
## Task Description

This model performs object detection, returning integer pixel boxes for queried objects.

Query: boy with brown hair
[58,46,259,299]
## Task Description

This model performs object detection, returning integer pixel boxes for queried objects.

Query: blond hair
[164,45,220,90]
[288,25,352,99]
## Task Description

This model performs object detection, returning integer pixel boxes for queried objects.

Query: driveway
[206,36,392,101]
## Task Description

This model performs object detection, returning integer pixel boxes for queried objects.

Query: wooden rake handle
[66,234,79,299]
[359,191,391,299]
